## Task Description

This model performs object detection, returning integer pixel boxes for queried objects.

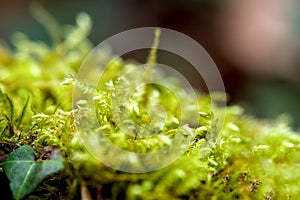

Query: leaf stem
[0,154,8,162]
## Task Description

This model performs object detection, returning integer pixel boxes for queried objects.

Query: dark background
[1,0,300,129]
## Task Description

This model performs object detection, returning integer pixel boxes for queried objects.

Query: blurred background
[1,0,300,129]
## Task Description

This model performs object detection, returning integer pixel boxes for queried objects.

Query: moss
[0,8,300,200]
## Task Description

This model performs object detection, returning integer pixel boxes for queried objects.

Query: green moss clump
[0,9,300,200]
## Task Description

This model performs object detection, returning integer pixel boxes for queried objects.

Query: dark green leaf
[2,145,63,200]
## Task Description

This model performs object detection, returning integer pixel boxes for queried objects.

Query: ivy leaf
[2,145,63,200]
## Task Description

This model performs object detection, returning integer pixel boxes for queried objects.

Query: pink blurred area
[217,0,299,79]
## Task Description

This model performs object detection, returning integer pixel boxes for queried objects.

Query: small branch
[81,185,93,200]
[96,187,104,200]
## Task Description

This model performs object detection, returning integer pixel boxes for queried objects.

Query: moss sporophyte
[0,7,300,200]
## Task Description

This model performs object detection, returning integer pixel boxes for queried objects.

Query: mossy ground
[0,10,300,200]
